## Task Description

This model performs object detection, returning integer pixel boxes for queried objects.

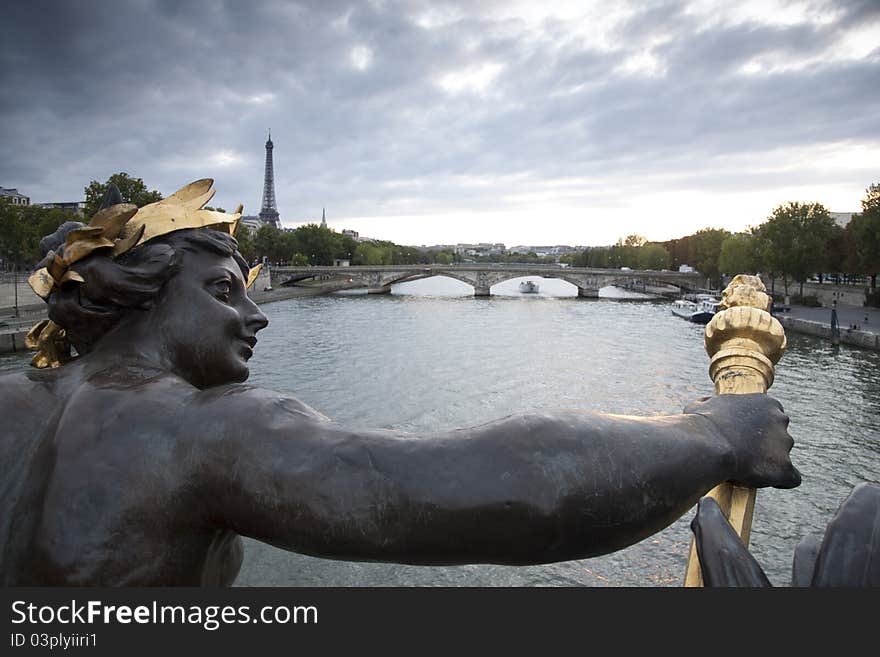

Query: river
[1,276,877,586]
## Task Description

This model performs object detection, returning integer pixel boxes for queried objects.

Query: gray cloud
[1,0,877,242]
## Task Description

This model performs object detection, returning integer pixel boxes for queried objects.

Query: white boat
[519,280,539,294]
[695,295,721,322]
[671,295,720,324]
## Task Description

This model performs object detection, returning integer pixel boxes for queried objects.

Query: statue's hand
[684,394,801,489]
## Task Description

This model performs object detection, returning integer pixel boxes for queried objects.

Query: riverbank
[777,303,880,351]
[248,284,331,304]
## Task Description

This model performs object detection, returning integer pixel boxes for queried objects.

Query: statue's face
[149,248,268,388]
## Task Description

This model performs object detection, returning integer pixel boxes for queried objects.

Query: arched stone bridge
[271,264,705,298]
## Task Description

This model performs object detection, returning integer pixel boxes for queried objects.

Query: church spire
[320,207,327,228]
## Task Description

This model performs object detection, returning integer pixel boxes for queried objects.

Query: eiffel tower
[258,131,280,228]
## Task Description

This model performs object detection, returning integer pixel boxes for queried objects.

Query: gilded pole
[683,275,787,587]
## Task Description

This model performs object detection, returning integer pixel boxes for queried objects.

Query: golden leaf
[122,204,238,246]
[48,253,67,282]
[229,204,244,236]
[28,268,55,299]
[25,319,72,369]
[60,270,85,285]
[246,263,263,289]
[166,178,215,208]
[63,232,116,265]
[25,319,51,350]
[112,223,145,257]
[87,203,138,239]
[65,226,104,242]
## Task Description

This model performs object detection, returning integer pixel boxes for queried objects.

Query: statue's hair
[44,227,249,354]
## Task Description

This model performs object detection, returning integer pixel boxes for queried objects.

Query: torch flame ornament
[683,274,787,587]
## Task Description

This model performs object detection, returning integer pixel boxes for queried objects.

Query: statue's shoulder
[0,368,59,414]
[180,384,332,441]
[0,362,196,416]
[52,363,202,434]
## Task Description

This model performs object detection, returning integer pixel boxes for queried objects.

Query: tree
[718,233,757,279]
[849,183,880,290]
[83,173,163,218]
[862,182,880,213]
[233,223,256,264]
[750,222,784,293]
[636,243,670,270]
[294,223,338,265]
[823,224,848,283]
[352,241,387,265]
[0,199,28,268]
[623,234,647,248]
[608,235,644,269]
[581,246,611,268]
[688,228,731,288]
[0,200,76,269]
[431,251,453,265]
[662,236,691,271]
[252,224,281,263]
[337,235,358,262]
[393,245,423,265]
[276,231,300,264]
[758,202,835,298]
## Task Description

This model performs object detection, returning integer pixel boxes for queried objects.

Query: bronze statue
[0,180,800,586]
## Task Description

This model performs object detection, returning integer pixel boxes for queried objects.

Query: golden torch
[683,274,787,587]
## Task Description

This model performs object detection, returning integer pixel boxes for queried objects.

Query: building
[0,187,30,205]
[342,229,359,240]
[239,216,264,233]
[35,201,87,216]
[454,243,506,256]
[830,212,856,228]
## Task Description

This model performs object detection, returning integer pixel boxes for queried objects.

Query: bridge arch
[485,274,579,296]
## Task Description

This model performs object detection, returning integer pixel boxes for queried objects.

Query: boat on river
[671,295,720,324]
[519,280,539,294]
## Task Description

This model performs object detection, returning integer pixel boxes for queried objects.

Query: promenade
[776,303,880,351]
[784,304,878,332]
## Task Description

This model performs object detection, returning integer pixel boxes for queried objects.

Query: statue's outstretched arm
[189,387,799,565]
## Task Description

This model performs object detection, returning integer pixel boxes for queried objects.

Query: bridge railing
[273,264,702,277]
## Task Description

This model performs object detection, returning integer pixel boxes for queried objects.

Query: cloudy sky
[2,0,878,247]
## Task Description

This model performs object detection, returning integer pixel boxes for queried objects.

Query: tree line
[3,173,878,306]
[564,184,880,305]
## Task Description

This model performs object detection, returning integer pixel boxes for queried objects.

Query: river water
[2,276,877,586]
